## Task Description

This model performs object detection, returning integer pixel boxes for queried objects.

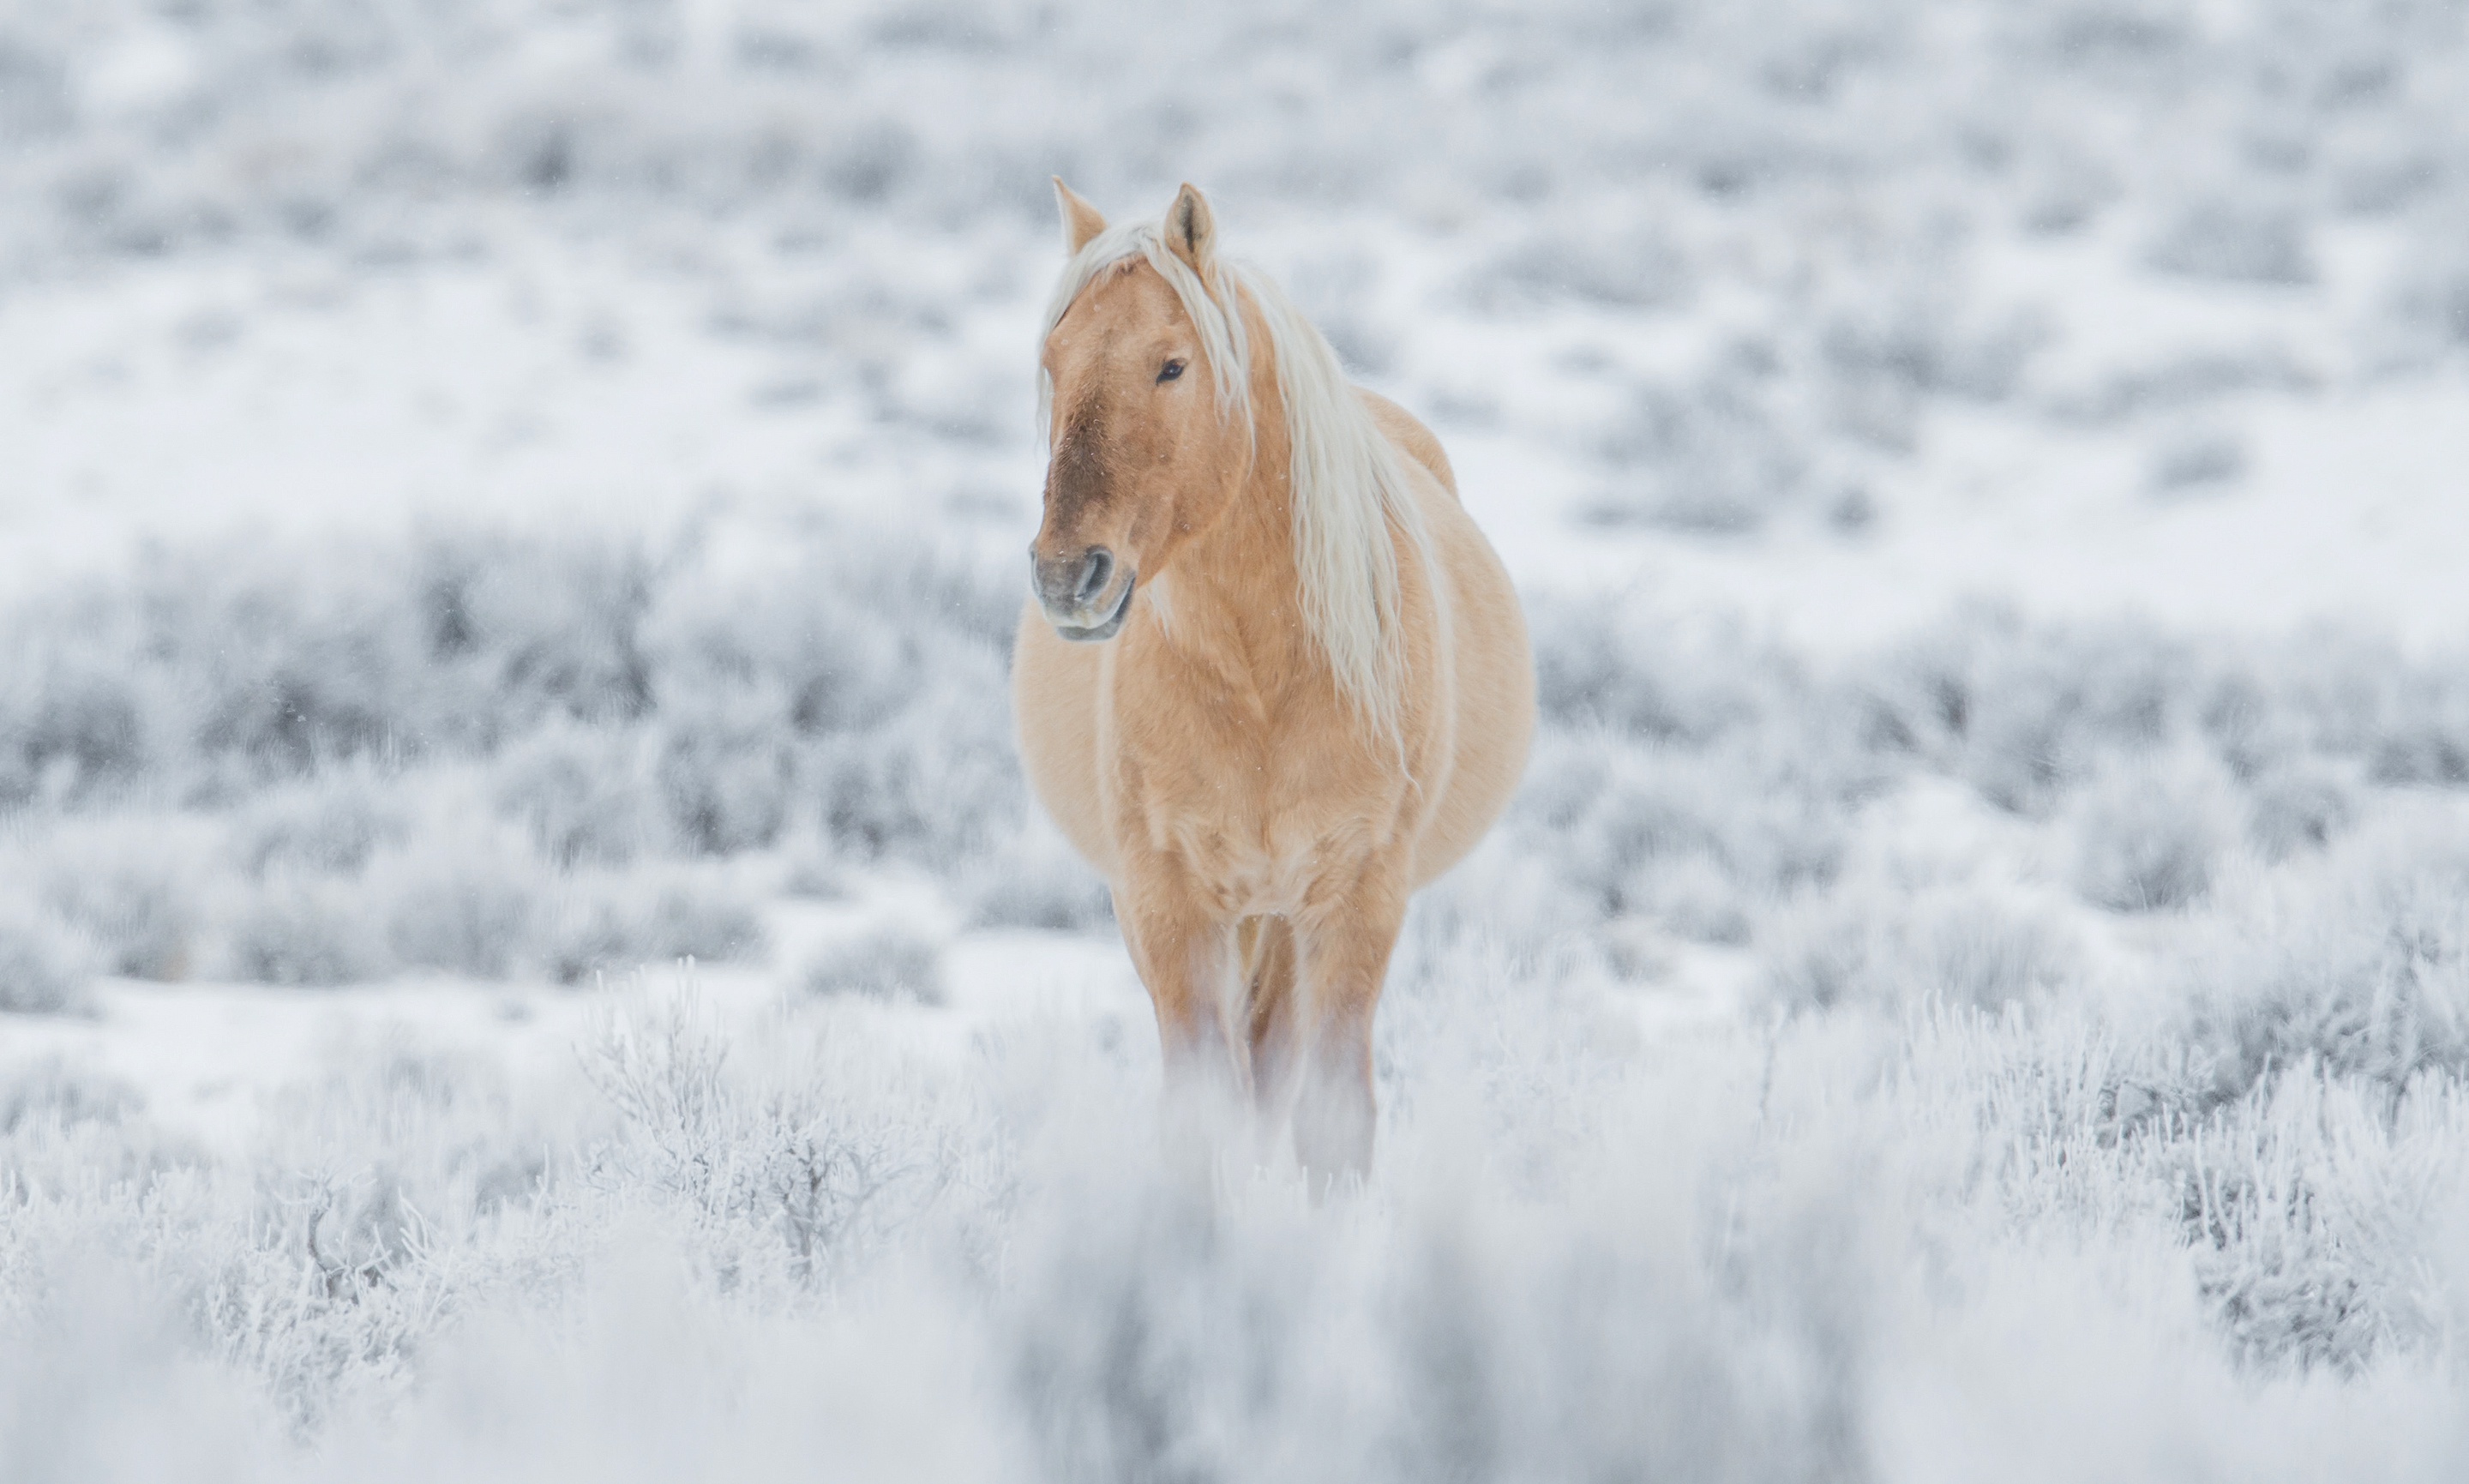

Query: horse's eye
[1157,359,1186,384]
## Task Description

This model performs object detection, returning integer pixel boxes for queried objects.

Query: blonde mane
[1038,219,1433,738]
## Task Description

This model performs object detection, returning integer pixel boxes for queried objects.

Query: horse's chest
[1103,682,1400,914]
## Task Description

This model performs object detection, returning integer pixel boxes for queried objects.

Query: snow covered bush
[800,922,948,1006]
[232,770,409,880]
[0,902,98,1015]
[2176,819,2469,1106]
[543,868,769,986]
[2363,658,2469,787]
[0,1056,140,1136]
[490,723,661,868]
[2069,751,2240,913]
[1865,609,2196,814]
[39,815,204,980]
[372,829,547,980]
[1763,886,2082,1014]
[2243,764,2357,863]
[958,814,1114,931]
[2145,196,2317,285]
[222,878,385,988]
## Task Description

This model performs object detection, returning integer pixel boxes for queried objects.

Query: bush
[2069,753,2238,913]
[2144,196,2316,285]
[40,818,202,980]
[1866,609,2196,814]
[1585,357,1809,532]
[2364,662,2469,786]
[0,904,99,1015]
[544,870,770,986]
[0,1056,141,1134]
[817,676,1023,871]
[2244,765,2357,863]
[233,772,409,880]
[374,833,545,979]
[2177,823,2469,1102]
[959,815,1114,931]
[654,697,800,856]
[1763,886,2081,1013]
[222,879,384,987]
[490,723,660,868]
[801,922,948,1006]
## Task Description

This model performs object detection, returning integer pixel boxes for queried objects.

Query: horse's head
[1030,181,1253,641]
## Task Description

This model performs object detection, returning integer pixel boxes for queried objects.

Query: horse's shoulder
[1354,388,1458,502]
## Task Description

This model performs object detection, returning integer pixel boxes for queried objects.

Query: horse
[1012,179,1535,1185]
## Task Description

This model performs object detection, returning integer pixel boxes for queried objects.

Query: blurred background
[7,0,2467,629]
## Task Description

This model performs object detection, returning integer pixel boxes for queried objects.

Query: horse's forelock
[1038,220,1253,451]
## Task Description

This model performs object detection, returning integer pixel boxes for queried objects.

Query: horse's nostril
[1075,548,1114,607]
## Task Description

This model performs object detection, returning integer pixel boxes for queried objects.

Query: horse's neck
[1156,416,1319,700]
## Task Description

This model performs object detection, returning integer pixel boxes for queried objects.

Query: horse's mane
[1038,219,1433,740]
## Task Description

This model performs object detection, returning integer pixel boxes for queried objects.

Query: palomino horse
[1013,180,1535,1183]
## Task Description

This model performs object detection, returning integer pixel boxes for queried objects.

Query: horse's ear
[1054,177,1108,256]
[1164,183,1216,276]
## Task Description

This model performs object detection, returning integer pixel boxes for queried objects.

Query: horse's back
[1358,388,1457,502]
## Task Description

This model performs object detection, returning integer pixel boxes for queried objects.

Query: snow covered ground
[7,2,2469,1479]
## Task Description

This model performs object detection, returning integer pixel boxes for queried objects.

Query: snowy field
[7,2,2469,1478]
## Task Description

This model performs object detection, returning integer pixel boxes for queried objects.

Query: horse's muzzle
[1032,546,1135,641]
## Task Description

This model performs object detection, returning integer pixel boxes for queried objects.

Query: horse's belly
[1410,496,1537,888]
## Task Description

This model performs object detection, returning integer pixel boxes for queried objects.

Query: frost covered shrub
[1469,220,1695,312]
[2145,196,2316,284]
[2170,1070,2460,1373]
[2147,427,2248,497]
[1518,731,1849,935]
[0,642,158,807]
[1817,286,2044,405]
[163,547,437,783]
[372,831,545,978]
[2363,661,2469,786]
[490,722,660,868]
[1763,886,2081,1013]
[960,814,1113,931]
[412,527,658,733]
[2070,752,2238,912]
[2177,824,2469,1104]
[654,694,800,856]
[1528,598,1798,742]
[818,676,1024,870]
[0,1056,140,1135]
[39,816,203,980]
[223,879,383,987]
[1587,357,1809,532]
[2244,765,2357,863]
[2385,212,2469,352]
[544,869,769,986]
[231,768,409,879]
[801,923,947,1006]
[1865,609,2196,814]
[0,904,98,1015]
[579,998,961,1283]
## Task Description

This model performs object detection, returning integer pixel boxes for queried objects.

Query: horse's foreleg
[1114,868,1245,1173]
[1293,868,1410,1189]
[1241,915,1302,1125]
